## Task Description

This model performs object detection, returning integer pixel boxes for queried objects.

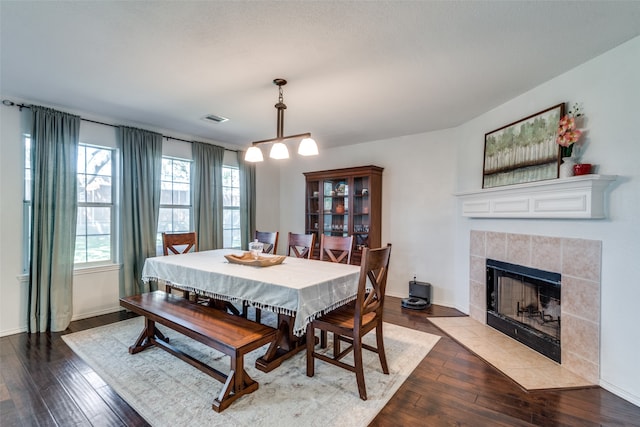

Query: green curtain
[237,150,256,250]
[28,106,80,332]
[118,126,162,297]
[192,141,225,250]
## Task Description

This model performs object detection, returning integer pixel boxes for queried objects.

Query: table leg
[255,313,307,372]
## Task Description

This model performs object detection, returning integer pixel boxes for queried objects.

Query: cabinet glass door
[322,178,349,237]
[352,176,370,249]
[306,180,320,239]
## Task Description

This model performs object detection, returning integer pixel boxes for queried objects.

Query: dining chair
[286,232,316,259]
[255,230,279,254]
[317,234,355,346]
[319,234,353,264]
[306,244,392,401]
[162,232,198,299]
[244,230,279,323]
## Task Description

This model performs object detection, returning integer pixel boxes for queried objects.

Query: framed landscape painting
[482,103,564,188]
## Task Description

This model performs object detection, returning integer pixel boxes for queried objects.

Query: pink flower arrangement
[556,103,584,157]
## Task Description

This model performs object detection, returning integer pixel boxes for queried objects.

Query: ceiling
[2,1,639,150]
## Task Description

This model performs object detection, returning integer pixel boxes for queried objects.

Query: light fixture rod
[251,132,311,146]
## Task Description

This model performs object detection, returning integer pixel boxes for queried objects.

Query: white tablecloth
[141,249,361,336]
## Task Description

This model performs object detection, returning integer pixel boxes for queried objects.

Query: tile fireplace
[469,230,601,383]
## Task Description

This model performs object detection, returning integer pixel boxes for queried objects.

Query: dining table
[141,248,362,372]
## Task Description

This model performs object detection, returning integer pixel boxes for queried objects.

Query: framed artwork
[482,103,564,188]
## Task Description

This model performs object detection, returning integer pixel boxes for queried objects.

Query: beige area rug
[429,317,595,390]
[63,316,439,427]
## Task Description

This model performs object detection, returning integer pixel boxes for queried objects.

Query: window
[24,139,116,269]
[158,157,192,251]
[23,136,32,273]
[223,166,241,249]
[76,144,114,264]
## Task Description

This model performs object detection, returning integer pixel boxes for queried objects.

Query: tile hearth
[429,316,596,390]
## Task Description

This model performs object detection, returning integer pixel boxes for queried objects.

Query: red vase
[573,163,592,176]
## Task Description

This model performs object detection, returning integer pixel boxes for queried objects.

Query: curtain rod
[2,99,239,152]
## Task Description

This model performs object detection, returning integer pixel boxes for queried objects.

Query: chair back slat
[319,235,354,264]
[287,232,316,259]
[162,232,198,255]
[255,231,279,254]
[355,244,392,322]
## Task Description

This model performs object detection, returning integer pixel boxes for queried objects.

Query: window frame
[75,143,116,266]
[157,156,193,253]
[222,165,241,249]
[23,138,118,271]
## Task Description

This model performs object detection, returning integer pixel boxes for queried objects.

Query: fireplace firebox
[486,259,561,362]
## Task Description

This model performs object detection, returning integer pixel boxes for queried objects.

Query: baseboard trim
[70,306,124,322]
[599,379,640,408]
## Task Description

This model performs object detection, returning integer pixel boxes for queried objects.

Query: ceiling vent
[202,114,229,124]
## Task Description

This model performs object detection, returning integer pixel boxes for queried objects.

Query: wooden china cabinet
[303,165,383,265]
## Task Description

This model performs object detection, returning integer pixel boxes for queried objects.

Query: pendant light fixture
[245,78,318,162]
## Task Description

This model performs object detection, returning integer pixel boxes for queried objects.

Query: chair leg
[353,335,367,400]
[255,308,261,323]
[333,332,340,355]
[306,323,315,377]
[376,323,389,374]
[321,330,327,348]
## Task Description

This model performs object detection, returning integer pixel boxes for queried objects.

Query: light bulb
[244,146,264,162]
[270,142,289,159]
[298,137,319,156]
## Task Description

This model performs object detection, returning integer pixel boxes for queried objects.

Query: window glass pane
[231,210,240,227]
[223,168,232,187]
[161,159,173,181]
[231,188,240,207]
[77,145,86,174]
[76,207,87,235]
[231,168,239,187]
[172,160,190,183]
[86,146,111,175]
[223,189,233,207]
[232,229,241,249]
[86,235,111,262]
[171,208,190,232]
[223,229,232,247]
[86,207,111,234]
[173,182,190,205]
[77,175,87,203]
[160,182,173,204]
[86,175,112,203]
[223,209,233,225]
[158,208,173,233]
[75,236,87,263]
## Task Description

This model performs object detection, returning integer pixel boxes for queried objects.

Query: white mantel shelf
[455,174,617,219]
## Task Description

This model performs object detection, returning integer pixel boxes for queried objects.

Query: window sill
[18,263,122,284]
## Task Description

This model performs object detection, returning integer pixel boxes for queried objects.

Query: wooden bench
[119,290,278,412]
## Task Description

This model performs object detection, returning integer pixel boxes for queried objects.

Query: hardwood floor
[1,297,638,426]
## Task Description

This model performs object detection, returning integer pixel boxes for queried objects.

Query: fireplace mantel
[455,174,617,219]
